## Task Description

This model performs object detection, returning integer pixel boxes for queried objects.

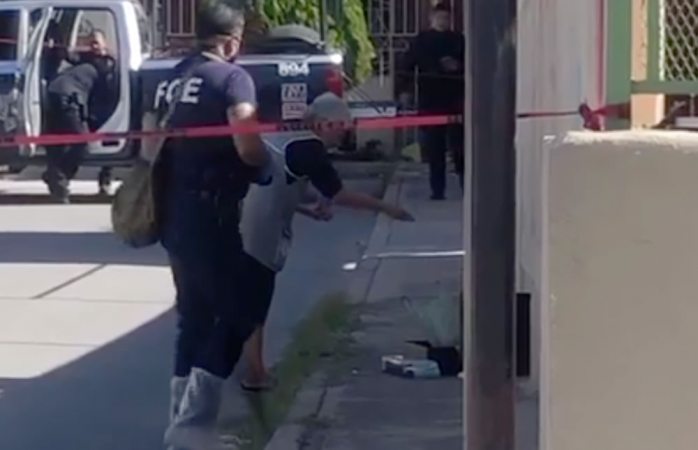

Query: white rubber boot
[170,376,189,422]
[163,368,228,450]
[166,376,190,450]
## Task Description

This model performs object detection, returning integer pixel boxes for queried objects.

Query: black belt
[49,92,87,121]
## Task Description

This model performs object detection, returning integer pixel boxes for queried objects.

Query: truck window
[0,11,20,61]
[75,10,118,56]
[30,9,43,34]
[42,9,119,76]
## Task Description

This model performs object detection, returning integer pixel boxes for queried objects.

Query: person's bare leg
[243,325,269,386]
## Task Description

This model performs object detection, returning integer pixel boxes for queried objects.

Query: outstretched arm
[286,141,414,222]
[333,189,414,221]
[296,204,315,218]
[295,203,332,221]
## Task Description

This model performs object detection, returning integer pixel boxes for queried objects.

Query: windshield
[0,10,20,61]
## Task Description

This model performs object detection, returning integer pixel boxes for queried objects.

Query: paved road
[0,174,379,450]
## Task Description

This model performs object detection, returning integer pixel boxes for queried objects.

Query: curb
[345,175,403,305]
[263,373,327,450]
[263,173,406,450]
[333,161,395,179]
[233,294,352,450]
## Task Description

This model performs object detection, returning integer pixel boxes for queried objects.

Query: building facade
[144,0,463,60]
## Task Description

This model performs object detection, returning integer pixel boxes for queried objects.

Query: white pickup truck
[0,0,346,170]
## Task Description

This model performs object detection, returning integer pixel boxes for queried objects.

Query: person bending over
[42,30,116,202]
[238,92,414,391]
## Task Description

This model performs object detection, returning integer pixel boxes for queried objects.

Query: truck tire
[8,162,27,174]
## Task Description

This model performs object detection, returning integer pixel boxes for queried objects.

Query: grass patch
[229,292,355,450]
[401,142,421,162]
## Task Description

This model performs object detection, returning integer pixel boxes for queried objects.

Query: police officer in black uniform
[42,30,116,203]
[156,1,270,447]
[398,3,465,200]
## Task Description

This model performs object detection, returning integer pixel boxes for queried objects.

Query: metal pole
[319,0,328,41]
[388,0,397,160]
[465,0,517,448]
[388,0,395,82]
[153,0,165,49]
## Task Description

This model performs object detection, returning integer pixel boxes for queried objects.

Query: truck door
[0,6,31,138]
[0,5,41,167]
[20,7,52,156]
[23,4,134,159]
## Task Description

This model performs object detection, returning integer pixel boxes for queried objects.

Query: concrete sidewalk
[266,168,465,450]
[0,176,381,450]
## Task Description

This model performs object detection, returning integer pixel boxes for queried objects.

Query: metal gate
[632,0,698,95]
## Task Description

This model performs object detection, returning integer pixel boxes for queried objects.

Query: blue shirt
[162,52,259,192]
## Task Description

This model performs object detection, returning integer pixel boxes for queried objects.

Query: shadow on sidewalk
[0,208,380,450]
[0,310,175,450]
[0,232,168,266]
[0,195,113,205]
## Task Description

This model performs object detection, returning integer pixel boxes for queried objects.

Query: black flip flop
[240,376,277,393]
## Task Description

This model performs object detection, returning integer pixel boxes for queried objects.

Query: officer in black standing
[399,2,465,200]
[155,1,270,447]
[42,30,116,203]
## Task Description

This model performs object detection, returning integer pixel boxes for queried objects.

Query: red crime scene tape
[0,115,463,148]
[0,91,628,149]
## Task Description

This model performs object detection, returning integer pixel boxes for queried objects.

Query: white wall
[347,76,397,153]
[542,130,698,450]
[516,0,605,390]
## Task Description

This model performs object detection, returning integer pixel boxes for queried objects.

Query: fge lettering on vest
[154,78,204,109]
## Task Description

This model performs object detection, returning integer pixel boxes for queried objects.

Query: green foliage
[261,0,376,83]
[336,0,376,83]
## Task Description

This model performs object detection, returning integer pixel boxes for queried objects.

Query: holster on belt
[67,93,87,122]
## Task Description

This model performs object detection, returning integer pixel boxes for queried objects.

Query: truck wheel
[8,162,26,174]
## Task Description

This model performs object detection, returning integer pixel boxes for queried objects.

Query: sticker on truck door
[282,103,308,120]
[281,83,308,120]
[281,83,308,102]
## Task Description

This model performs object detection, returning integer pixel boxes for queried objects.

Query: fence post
[647,0,663,83]
[318,0,328,41]
[606,0,633,128]
[465,0,517,448]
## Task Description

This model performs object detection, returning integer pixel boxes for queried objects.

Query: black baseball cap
[432,2,452,13]
[196,0,246,40]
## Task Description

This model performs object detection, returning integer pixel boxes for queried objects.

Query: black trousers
[44,93,88,185]
[162,188,256,379]
[241,252,277,327]
[419,123,465,196]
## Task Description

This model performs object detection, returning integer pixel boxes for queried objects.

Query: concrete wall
[516,0,605,389]
[542,130,698,450]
